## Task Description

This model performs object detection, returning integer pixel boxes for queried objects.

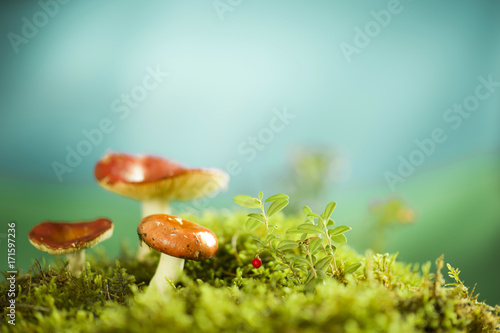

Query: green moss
[1,211,499,332]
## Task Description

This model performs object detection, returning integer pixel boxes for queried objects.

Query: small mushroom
[95,153,228,260]
[28,218,113,275]
[137,214,218,293]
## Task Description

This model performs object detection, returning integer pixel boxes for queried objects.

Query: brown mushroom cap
[28,218,114,255]
[94,153,229,201]
[138,214,218,261]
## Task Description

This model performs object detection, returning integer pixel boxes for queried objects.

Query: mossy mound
[1,211,499,332]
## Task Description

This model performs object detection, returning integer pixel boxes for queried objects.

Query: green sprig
[234,192,361,290]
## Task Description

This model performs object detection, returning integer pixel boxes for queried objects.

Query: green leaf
[317,270,328,280]
[325,244,337,255]
[269,224,279,230]
[285,254,310,266]
[295,265,308,274]
[247,235,265,246]
[277,240,299,251]
[344,262,362,274]
[264,193,289,203]
[327,219,335,226]
[267,199,289,217]
[300,233,308,242]
[315,257,332,271]
[311,246,323,256]
[304,271,315,284]
[233,195,261,209]
[247,213,265,223]
[258,192,263,201]
[265,234,279,243]
[303,206,313,216]
[303,206,313,221]
[321,202,337,221]
[303,206,321,220]
[245,218,261,231]
[304,277,320,292]
[297,223,325,235]
[328,225,352,237]
[285,227,303,234]
[274,264,288,270]
[309,238,323,255]
[309,212,322,220]
[331,233,347,244]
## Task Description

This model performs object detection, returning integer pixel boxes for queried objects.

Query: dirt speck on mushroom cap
[138,214,218,261]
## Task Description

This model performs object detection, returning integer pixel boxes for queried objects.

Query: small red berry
[252,257,262,268]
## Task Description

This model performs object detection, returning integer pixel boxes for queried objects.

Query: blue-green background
[1,1,499,304]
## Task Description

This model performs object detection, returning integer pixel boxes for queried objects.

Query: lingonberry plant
[233,192,361,291]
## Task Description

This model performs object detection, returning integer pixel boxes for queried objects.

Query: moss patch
[1,211,499,332]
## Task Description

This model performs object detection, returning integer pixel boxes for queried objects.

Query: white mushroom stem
[148,253,185,293]
[66,250,85,275]
[137,199,171,261]
[141,198,171,217]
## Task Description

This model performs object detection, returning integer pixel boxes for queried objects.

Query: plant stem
[321,243,336,276]
[304,248,317,279]
[275,250,302,285]
[231,233,242,264]
[322,220,338,274]
[259,199,302,285]
[259,201,271,246]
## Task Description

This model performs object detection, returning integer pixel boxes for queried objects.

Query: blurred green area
[342,153,500,305]
[1,153,498,305]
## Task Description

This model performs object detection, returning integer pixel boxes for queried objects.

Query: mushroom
[94,152,228,260]
[28,218,114,275]
[137,214,218,293]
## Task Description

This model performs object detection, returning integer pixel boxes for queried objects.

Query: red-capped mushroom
[28,218,113,275]
[138,214,218,293]
[94,153,228,260]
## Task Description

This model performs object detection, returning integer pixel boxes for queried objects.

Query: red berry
[252,257,262,268]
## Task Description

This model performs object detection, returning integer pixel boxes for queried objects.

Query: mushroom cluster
[94,153,228,260]
[28,152,226,292]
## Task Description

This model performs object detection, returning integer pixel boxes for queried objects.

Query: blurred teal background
[1,1,499,304]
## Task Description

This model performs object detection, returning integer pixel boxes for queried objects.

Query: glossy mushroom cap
[138,214,218,261]
[28,218,114,255]
[94,153,229,201]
